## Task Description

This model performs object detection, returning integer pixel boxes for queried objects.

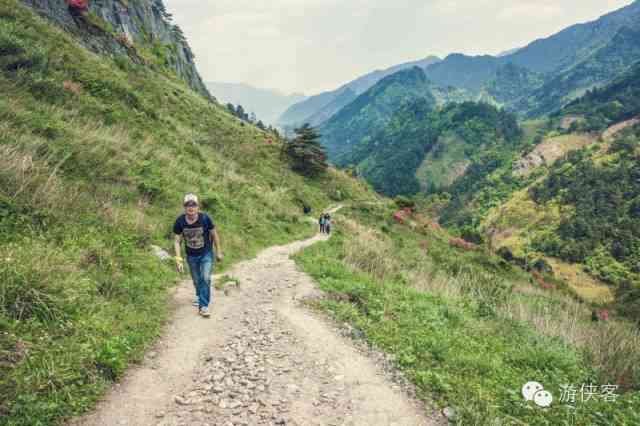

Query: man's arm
[174,234,184,273]
[211,228,223,261]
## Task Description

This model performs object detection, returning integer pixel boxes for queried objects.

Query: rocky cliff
[21,0,212,100]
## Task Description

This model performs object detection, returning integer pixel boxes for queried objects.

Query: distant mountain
[505,0,640,74]
[277,56,441,129]
[497,47,521,57]
[276,90,339,131]
[291,0,640,133]
[419,1,640,101]
[304,87,357,128]
[319,67,437,160]
[206,82,305,125]
[519,25,640,117]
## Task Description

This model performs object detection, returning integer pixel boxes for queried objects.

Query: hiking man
[324,214,332,235]
[173,193,223,317]
[319,214,326,234]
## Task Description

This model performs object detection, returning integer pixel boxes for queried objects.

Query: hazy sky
[164,0,633,95]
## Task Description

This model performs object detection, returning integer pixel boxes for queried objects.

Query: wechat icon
[522,381,553,408]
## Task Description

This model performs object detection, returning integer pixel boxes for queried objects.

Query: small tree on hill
[284,124,328,177]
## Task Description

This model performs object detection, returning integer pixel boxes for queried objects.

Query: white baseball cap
[183,193,199,205]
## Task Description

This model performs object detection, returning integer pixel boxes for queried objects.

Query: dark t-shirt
[173,213,215,257]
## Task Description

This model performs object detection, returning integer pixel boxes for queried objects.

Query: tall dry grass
[341,218,399,281]
[340,220,640,390]
[0,144,75,211]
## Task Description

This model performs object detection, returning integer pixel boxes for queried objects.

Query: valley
[1,1,639,425]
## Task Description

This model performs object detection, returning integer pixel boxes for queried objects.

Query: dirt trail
[73,207,439,426]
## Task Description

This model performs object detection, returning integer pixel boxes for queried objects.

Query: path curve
[72,208,439,426]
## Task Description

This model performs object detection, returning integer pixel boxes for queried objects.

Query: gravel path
[72,214,440,426]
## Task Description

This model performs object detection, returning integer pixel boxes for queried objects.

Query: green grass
[415,132,468,192]
[0,2,375,424]
[295,203,640,425]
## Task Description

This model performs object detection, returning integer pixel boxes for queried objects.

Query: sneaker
[192,298,199,307]
[199,307,211,318]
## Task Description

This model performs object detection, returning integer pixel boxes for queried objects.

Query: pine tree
[256,120,266,130]
[235,105,246,121]
[284,124,328,177]
[152,0,173,22]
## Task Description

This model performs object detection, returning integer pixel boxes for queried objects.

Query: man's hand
[216,252,224,262]
[175,257,184,273]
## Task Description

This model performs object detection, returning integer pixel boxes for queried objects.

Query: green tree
[235,104,249,122]
[284,124,328,177]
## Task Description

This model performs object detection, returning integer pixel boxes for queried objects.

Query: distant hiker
[319,215,326,233]
[173,193,223,318]
[324,214,332,235]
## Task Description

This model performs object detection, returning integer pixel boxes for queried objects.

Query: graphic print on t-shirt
[183,226,205,250]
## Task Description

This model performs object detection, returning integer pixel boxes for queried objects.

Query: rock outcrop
[21,0,212,100]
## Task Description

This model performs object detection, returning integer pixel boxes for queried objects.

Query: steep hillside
[320,67,437,160]
[424,69,640,321]
[340,101,522,197]
[206,81,305,125]
[424,54,501,93]
[22,0,211,99]
[484,63,544,106]
[559,61,640,131]
[0,2,374,424]
[277,56,440,130]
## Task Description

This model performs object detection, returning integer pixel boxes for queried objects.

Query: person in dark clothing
[173,193,223,318]
[319,215,326,233]
[324,214,332,235]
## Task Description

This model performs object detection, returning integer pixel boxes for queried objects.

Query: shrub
[394,195,415,210]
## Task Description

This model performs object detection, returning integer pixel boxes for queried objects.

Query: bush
[394,195,415,210]
[616,281,640,323]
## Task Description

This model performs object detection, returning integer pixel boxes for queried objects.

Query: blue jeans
[186,251,214,308]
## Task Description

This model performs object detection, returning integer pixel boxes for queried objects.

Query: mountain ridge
[283,0,640,131]
[277,55,440,129]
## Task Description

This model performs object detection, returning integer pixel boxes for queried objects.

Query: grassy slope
[295,203,640,425]
[415,132,469,192]
[0,2,374,424]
